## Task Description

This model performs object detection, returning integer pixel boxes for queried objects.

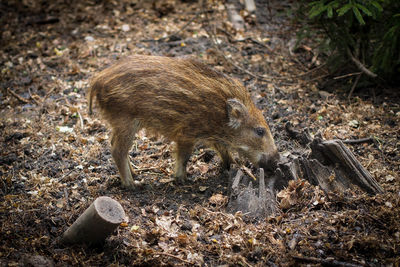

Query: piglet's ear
[227,98,247,129]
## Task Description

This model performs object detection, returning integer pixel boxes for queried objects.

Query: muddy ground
[1,0,399,266]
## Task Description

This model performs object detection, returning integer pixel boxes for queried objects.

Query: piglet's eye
[255,127,266,137]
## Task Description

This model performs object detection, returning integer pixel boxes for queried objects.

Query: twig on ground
[348,73,362,101]
[292,255,362,267]
[341,137,374,144]
[27,16,59,25]
[154,252,193,265]
[308,73,331,82]
[7,87,29,103]
[239,37,273,52]
[43,86,57,101]
[240,165,257,181]
[217,27,274,53]
[130,160,169,175]
[58,169,74,182]
[133,166,166,173]
[77,111,84,129]
[346,48,377,78]
[342,135,384,163]
[133,145,168,160]
[203,207,235,219]
[292,63,327,79]
[334,72,362,80]
[185,9,214,15]
[28,87,42,106]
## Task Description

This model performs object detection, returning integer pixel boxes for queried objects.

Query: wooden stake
[225,3,245,31]
[244,0,256,12]
[61,196,126,246]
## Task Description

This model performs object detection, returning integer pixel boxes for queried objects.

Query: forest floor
[1,0,399,266]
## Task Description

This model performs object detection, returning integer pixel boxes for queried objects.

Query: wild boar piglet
[88,55,279,188]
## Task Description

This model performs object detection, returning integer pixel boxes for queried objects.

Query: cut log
[61,196,126,246]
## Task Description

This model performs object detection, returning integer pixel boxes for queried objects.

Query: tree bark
[274,138,384,194]
[227,168,277,219]
[227,136,384,219]
[311,138,384,194]
[61,196,126,246]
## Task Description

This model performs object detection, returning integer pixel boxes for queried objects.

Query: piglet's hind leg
[110,120,140,188]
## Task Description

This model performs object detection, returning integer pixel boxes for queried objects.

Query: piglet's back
[89,55,253,140]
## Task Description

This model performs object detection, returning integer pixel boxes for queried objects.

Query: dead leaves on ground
[0,0,399,266]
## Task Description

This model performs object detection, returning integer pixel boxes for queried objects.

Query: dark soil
[1,0,399,266]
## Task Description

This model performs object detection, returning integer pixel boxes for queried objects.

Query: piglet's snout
[258,151,280,171]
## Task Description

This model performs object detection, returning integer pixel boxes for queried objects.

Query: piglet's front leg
[173,141,194,184]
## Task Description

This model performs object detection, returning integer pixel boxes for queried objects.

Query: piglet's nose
[259,152,280,171]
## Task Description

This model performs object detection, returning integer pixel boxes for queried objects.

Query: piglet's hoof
[121,179,144,189]
[173,175,187,185]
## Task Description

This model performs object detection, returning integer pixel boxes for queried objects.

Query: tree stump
[275,138,384,195]
[310,138,383,194]
[227,168,277,219]
[61,196,126,246]
[227,133,384,220]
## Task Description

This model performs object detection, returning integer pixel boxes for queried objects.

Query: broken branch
[154,252,193,265]
[348,73,362,100]
[341,137,374,144]
[292,255,362,267]
[7,87,29,103]
[240,165,257,181]
[346,48,377,78]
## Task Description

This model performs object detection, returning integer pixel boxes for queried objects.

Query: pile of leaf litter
[1,0,399,265]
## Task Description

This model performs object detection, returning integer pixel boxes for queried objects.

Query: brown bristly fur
[88,55,279,188]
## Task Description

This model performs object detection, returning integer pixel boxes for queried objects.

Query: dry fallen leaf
[1,1,398,266]
[209,193,228,207]
[199,186,208,192]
